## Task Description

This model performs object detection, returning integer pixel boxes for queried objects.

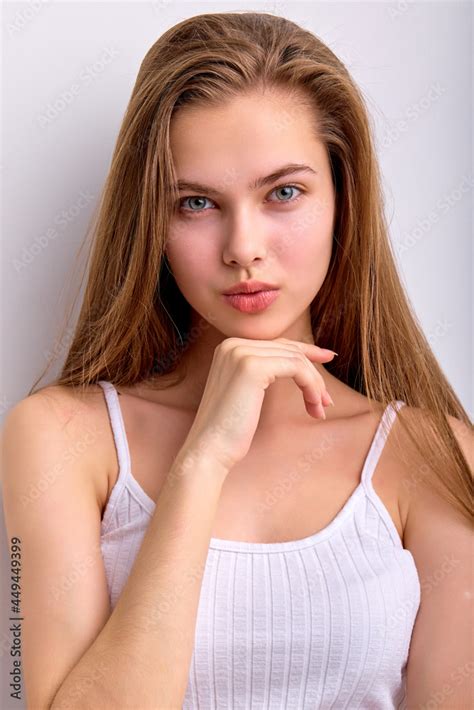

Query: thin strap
[97,380,131,485]
[361,400,406,487]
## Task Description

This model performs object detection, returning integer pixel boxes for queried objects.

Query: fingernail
[327,395,335,406]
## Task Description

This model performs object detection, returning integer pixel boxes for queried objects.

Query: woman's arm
[52,457,227,709]
[1,394,229,709]
[403,415,473,708]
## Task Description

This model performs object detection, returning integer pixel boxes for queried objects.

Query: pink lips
[223,289,280,313]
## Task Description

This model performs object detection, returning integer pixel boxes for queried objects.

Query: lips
[223,280,279,295]
[222,289,280,313]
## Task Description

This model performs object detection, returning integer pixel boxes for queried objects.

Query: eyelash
[177,183,305,217]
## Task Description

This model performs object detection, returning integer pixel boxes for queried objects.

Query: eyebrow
[174,163,318,196]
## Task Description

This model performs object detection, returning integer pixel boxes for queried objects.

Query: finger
[231,345,325,363]
[321,390,335,407]
[295,359,328,418]
[284,341,338,362]
[301,346,337,362]
[283,346,334,409]
[256,355,326,418]
[235,338,338,361]
[263,347,332,411]
[277,337,338,356]
[237,348,332,413]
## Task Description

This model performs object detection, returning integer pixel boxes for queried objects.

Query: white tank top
[97,380,421,709]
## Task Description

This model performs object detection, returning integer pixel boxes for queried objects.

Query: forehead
[169,92,326,184]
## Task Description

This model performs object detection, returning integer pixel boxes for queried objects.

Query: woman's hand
[179,337,337,475]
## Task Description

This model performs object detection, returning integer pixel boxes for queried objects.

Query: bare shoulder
[391,403,473,536]
[1,383,112,508]
[392,403,473,486]
[371,402,472,541]
[6,382,104,418]
[8,382,108,443]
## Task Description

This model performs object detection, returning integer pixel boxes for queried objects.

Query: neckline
[105,391,400,553]
[133,475,367,553]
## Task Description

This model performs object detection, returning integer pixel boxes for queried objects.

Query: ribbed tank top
[97,380,421,709]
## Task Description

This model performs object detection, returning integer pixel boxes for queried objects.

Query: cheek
[275,210,333,274]
[165,229,217,295]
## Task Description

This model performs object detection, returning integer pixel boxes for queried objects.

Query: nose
[222,207,268,267]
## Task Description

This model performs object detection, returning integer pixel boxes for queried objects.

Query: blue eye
[179,195,214,214]
[177,183,304,217]
[271,185,302,202]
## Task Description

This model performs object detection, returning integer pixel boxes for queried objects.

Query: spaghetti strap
[97,380,131,489]
[361,400,406,488]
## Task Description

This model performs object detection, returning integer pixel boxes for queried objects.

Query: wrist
[167,447,229,489]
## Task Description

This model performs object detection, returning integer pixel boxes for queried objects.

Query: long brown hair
[29,11,472,522]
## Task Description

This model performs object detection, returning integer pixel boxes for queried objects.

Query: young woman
[2,11,472,710]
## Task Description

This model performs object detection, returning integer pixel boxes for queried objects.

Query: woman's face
[166,90,336,340]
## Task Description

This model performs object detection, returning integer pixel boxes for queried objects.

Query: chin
[216,317,295,342]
